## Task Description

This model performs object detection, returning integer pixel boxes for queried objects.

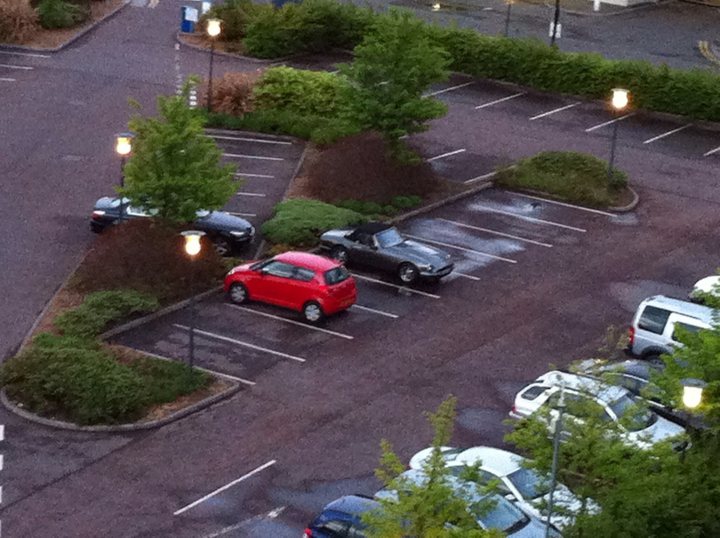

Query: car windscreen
[506,467,548,500]
[610,395,657,431]
[324,266,351,285]
[375,227,404,248]
[475,495,529,533]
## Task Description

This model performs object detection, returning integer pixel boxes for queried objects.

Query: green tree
[363,396,498,538]
[338,9,450,157]
[121,81,238,222]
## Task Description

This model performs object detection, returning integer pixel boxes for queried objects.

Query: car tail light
[303,528,313,537]
[628,326,635,346]
[511,405,517,415]
[92,210,105,217]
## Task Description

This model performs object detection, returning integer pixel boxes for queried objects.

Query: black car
[319,222,454,284]
[304,495,379,538]
[90,197,254,256]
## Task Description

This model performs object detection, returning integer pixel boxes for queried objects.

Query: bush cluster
[261,199,367,246]
[205,71,261,116]
[36,0,89,30]
[335,195,422,218]
[0,0,40,43]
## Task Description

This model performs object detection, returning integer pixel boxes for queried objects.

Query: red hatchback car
[223,251,357,323]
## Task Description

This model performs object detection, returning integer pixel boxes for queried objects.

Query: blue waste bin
[180,6,196,33]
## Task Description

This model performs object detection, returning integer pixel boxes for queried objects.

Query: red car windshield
[324,266,350,285]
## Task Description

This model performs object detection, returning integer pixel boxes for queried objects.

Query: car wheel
[644,354,664,367]
[213,237,232,257]
[330,246,349,263]
[228,283,249,304]
[398,263,419,284]
[302,301,324,323]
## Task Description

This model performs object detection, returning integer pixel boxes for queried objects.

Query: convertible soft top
[354,221,392,235]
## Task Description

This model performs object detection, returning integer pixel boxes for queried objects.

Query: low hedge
[261,199,367,246]
[335,195,422,218]
[36,0,89,29]
[495,151,628,208]
[0,0,40,43]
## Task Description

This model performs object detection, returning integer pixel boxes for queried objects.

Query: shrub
[53,289,160,338]
[261,199,366,246]
[128,357,209,406]
[203,0,267,41]
[206,71,261,116]
[37,0,89,29]
[0,0,39,43]
[495,151,627,207]
[32,332,100,350]
[243,3,304,58]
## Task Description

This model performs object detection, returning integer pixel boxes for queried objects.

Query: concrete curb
[610,185,640,212]
[0,0,130,53]
[511,185,640,213]
[0,378,241,432]
[175,32,297,64]
[388,180,494,224]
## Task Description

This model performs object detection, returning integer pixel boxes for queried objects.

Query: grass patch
[495,151,628,208]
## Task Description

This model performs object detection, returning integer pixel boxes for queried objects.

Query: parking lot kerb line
[424,81,474,97]
[225,304,354,339]
[475,92,526,109]
[643,123,692,144]
[226,211,257,217]
[426,149,466,162]
[351,273,441,299]
[405,234,517,264]
[455,272,481,281]
[174,460,277,516]
[584,112,635,132]
[0,50,50,58]
[234,172,275,178]
[0,63,32,70]
[0,78,16,82]
[511,192,618,217]
[437,218,553,247]
[464,171,499,184]
[529,102,580,121]
[471,206,587,232]
[134,349,256,385]
[210,134,292,145]
[223,153,284,161]
[173,324,307,362]
[235,192,266,197]
[703,145,720,157]
[350,303,399,319]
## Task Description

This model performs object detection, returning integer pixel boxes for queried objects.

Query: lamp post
[504,0,514,38]
[679,378,706,463]
[607,88,629,182]
[181,230,205,369]
[115,132,133,222]
[206,18,222,113]
[545,384,565,538]
[549,0,561,47]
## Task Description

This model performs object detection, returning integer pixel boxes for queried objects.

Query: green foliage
[37,0,88,29]
[128,357,209,407]
[53,289,159,338]
[335,195,422,217]
[261,199,366,246]
[121,80,238,223]
[203,0,266,41]
[32,332,100,350]
[495,151,627,208]
[339,9,450,150]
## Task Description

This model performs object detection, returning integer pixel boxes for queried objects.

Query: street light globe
[207,18,222,38]
[611,88,629,111]
[115,133,134,156]
[181,230,206,257]
[681,378,706,409]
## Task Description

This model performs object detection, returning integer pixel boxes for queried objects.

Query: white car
[409,446,588,529]
[510,371,686,451]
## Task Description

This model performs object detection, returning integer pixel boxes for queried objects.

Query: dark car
[320,222,454,284]
[90,197,254,256]
[304,495,379,538]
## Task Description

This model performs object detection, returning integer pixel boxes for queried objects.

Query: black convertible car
[319,222,454,283]
[90,197,254,256]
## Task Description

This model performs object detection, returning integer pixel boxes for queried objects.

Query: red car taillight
[303,528,313,537]
[511,405,517,415]
[628,326,635,346]
[92,210,105,218]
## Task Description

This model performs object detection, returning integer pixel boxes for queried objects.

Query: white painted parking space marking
[405,234,517,264]
[437,218,553,247]
[173,324,306,362]
[226,211,257,218]
[511,192,618,217]
[235,192,266,197]
[174,460,277,516]
[426,149,466,162]
[424,81,474,97]
[223,153,284,161]
[472,205,587,232]
[529,102,580,121]
[234,172,275,178]
[703,145,720,157]
[584,112,635,132]
[0,78,16,82]
[455,272,481,281]
[0,50,50,58]
[201,507,287,537]
[643,123,692,144]
[0,63,32,70]
[210,134,292,145]
[350,303,399,319]
[226,304,354,340]
[136,349,256,385]
[351,273,441,299]
[475,92,526,109]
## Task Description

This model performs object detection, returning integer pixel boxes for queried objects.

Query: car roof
[274,251,341,271]
[535,370,629,402]
[324,495,379,516]
[641,295,716,323]
[354,222,392,235]
[455,446,524,477]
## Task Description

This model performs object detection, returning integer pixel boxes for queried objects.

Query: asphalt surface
[2,2,720,537]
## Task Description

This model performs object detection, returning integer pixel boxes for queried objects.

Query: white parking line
[234,172,275,178]
[511,192,618,217]
[0,63,32,70]
[456,272,481,281]
[173,324,306,362]
[437,218,553,247]
[584,113,635,132]
[226,304,354,339]
[529,102,580,121]
[405,234,517,264]
[351,273,441,299]
[473,206,587,232]
[210,134,292,145]
[350,303,399,319]
[426,149,466,162]
[226,211,257,218]
[201,507,287,538]
[223,153,284,161]
[475,92,525,109]
[0,78,16,82]
[643,124,692,144]
[424,81,474,97]
[703,145,720,157]
[174,460,277,516]
[464,171,499,184]
[0,50,50,58]
[135,349,256,385]
[235,192,266,197]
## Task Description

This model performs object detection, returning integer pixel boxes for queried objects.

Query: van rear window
[638,306,671,335]
[324,266,350,285]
